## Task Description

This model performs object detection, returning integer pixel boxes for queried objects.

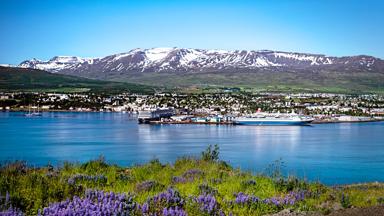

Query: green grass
[3,66,384,95]
[0,66,155,94]
[1,146,384,215]
[114,70,384,94]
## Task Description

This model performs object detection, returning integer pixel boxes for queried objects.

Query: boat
[24,105,42,117]
[234,112,313,126]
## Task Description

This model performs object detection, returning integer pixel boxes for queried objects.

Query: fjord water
[1,112,383,185]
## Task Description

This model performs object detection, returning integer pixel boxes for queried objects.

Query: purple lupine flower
[233,191,307,208]
[234,192,259,205]
[138,188,186,215]
[0,192,24,216]
[162,207,187,216]
[40,189,135,215]
[67,174,107,185]
[151,188,184,207]
[263,190,307,207]
[141,203,149,214]
[0,207,24,216]
[172,176,188,184]
[182,169,203,180]
[195,194,220,214]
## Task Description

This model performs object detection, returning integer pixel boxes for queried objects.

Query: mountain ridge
[18,48,384,74]
[8,48,384,93]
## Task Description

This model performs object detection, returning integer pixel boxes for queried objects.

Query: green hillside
[0,66,154,94]
[112,69,384,94]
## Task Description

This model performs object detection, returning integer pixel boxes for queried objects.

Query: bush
[377,197,384,205]
[340,193,351,208]
[135,180,164,192]
[80,155,108,173]
[274,176,309,192]
[241,179,257,188]
[198,183,218,195]
[201,144,220,161]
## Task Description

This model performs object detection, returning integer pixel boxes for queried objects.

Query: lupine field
[1,145,384,216]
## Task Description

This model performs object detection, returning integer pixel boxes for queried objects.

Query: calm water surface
[1,111,384,185]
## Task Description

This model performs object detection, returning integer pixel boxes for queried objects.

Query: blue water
[1,111,384,185]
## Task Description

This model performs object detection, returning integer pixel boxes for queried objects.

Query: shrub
[201,144,220,161]
[340,193,351,208]
[135,180,164,192]
[198,183,218,195]
[265,158,284,180]
[274,176,309,192]
[377,197,384,205]
[241,179,257,188]
[183,169,204,180]
[80,155,108,173]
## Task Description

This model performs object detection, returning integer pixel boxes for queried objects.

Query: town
[1,91,384,124]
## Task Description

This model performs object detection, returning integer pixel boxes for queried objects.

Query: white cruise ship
[234,112,314,126]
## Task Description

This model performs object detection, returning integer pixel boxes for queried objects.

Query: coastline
[2,109,383,125]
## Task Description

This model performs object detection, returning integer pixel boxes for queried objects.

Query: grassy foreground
[1,145,384,215]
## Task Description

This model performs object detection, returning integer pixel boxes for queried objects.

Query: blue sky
[0,0,383,64]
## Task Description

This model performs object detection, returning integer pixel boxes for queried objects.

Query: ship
[234,111,314,126]
[138,108,174,124]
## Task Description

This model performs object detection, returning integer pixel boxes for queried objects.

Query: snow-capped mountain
[19,56,94,72]
[18,48,384,79]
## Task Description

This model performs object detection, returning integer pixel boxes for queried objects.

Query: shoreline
[2,110,383,124]
[311,119,384,124]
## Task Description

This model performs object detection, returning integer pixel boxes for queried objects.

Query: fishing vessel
[234,110,313,126]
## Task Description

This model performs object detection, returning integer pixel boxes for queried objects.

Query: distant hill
[0,66,154,94]
[16,48,384,94]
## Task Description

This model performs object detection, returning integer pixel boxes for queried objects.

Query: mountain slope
[17,48,384,93]
[19,48,384,74]
[0,66,154,93]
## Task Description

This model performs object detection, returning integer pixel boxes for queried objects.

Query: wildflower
[234,192,259,205]
[162,206,187,216]
[196,194,220,214]
[39,189,135,215]
[67,174,107,185]
[172,176,187,184]
[0,207,24,216]
[182,169,203,180]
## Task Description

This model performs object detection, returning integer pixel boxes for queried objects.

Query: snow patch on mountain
[144,47,174,62]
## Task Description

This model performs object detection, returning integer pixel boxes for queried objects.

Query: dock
[149,120,234,125]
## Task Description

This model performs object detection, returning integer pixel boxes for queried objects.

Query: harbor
[138,108,383,125]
